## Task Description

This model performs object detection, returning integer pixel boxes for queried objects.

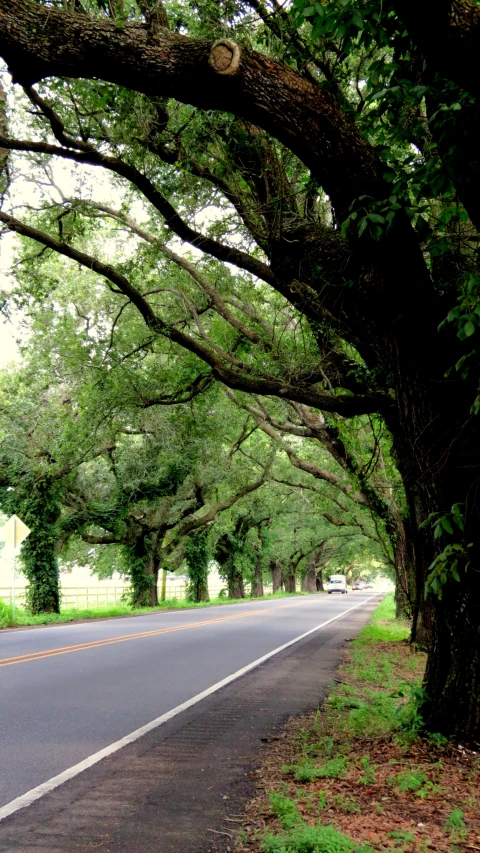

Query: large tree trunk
[214,535,246,599]
[251,527,264,597]
[271,560,282,593]
[390,511,415,622]
[302,563,317,592]
[20,483,61,614]
[160,567,167,602]
[303,544,327,592]
[251,572,264,597]
[185,529,210,603]
[392,385,480,740]
[282,565,296,593]
[144,532,160,607]
[423,579,480,740]
[394,581,409,621]
[127,527,158,607]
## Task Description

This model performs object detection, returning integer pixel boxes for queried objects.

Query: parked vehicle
[327,574,348,594]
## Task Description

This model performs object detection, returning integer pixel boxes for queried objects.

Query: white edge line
[0,593,379,822]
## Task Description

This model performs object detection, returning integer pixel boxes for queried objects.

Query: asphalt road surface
[0,592,378,826]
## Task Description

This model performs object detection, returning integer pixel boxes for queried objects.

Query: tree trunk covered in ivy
[185,529,210,602]
[214,532,245,599]
[7,480,61,614]
[123,525,158,607]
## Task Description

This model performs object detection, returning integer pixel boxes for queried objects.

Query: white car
[327,574,348,594]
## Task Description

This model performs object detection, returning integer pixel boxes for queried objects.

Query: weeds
[357,755,376,785]
[390,768,427,792]
[284,758,347,783]
[332,795,361,815]
[269,793,301,830]
[443,808,467,842]
[387,830,415,849]
[261,823,372,853]
[0,599,15,628]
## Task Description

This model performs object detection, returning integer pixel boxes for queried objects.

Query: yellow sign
[1,514,31,551]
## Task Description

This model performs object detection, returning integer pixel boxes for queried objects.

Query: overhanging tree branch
[0,209,391,416]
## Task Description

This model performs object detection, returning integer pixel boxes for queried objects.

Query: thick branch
[81,533,121,544]
[167,475,267,546]
[0,0,382,219]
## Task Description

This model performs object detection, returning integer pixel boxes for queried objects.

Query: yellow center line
[0,599,316,668]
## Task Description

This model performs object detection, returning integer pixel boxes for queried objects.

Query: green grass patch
[355,595,410,643]
[0,590,315,628]
[284,758,347,783]
[0,598,15,628]
[261,823,373,853]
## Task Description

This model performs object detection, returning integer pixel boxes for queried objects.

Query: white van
[327,574,348,594]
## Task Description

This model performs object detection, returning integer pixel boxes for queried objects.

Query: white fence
[0,582,258,610]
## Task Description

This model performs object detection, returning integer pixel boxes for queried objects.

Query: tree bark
[160,567,167,602]
[251,526,264,597]
[0,0,382,221]
[214,534,246,599]
[302,563,316,592]
[394,581,409,621]
[271,560,282,593]
[282,566,296,593]
[144,531,160,606]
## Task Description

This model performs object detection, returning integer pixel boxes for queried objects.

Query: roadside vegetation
[236,595,480,853]
[0,589,314,629]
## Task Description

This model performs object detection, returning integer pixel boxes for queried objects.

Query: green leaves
[419,504,468,598]
[342,194,404,241]
[440,274,480,347]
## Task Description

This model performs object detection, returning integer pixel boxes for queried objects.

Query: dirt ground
[235,623,480,853]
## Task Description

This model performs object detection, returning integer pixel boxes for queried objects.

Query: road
[0,592,378,849]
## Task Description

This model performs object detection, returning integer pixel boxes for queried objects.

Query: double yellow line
[0,600,310,669]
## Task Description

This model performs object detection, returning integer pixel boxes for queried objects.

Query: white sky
[0,232,21,369]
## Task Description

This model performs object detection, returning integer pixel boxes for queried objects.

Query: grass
[0,598,15,628]
[0,589,314,629]
[236,593,480,853]
[261,823,373,853]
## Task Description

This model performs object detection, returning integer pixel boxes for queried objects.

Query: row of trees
[0,270,392,608]
[0,0,478,737]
